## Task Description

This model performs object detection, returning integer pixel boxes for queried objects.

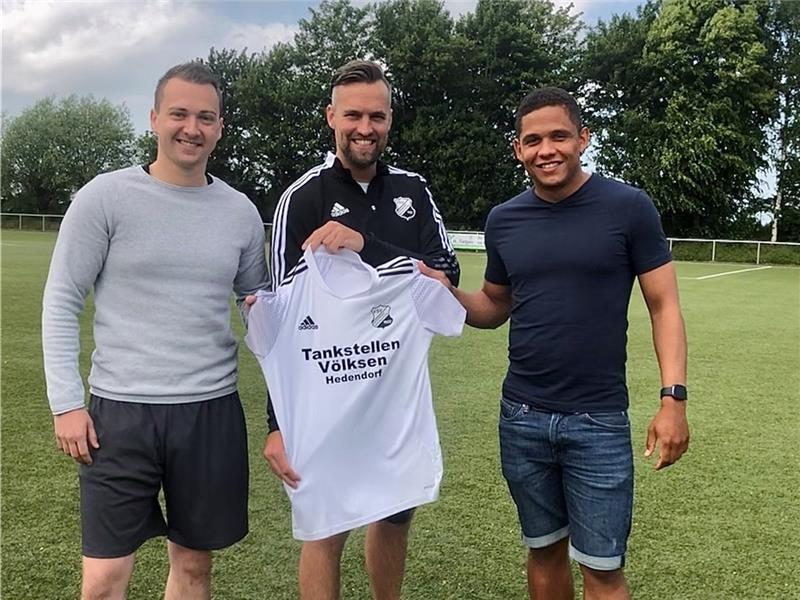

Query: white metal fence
[667,237,800,265]
[1,212,64,231]
[442,230,800,265]
[4,214,799,265]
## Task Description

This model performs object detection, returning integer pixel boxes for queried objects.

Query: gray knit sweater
[42,166,268,414]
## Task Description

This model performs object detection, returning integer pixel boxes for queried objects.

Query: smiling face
[513,104,590,203]
[326,81,391,182]
[149,77,222,185]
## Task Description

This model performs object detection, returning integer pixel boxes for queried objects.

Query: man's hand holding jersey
[417,261,453,290]
[263,432,301,489]
[302,221,364,254]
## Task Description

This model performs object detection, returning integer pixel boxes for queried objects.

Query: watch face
[662,385,687,400]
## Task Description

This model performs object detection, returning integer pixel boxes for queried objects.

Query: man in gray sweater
[42,62,268,600]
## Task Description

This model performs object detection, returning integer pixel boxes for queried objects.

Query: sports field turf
[2,230,798,599]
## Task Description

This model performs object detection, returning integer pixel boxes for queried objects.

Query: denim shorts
[499,397,633,571]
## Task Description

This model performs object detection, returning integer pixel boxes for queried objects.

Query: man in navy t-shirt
[421,87,689,600]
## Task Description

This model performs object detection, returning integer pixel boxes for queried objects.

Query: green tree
[135,131,158,165]
[1,96,136,214]
[581,0,776,237]
[234,0,373,218]
[369,0,467,218]
[222,0,581,227]
[202,48,266,214]
[764,0,800,242]
[131,50,263,212]
[445,0,581,227]
[369,0,581,228]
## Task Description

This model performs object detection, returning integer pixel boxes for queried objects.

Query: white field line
[694,266,772,280]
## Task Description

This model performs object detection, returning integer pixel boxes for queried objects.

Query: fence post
[18,214,22,230]
[42,216,46,232]
[712,240,717,262]
[756,243,761,265]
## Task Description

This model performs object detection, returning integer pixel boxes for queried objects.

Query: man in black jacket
[264,60,460,600]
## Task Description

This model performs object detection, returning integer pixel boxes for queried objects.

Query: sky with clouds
[2,0,643,134]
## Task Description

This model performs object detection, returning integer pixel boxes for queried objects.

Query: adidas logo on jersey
[298,316,319,330]
[330,203,350,217]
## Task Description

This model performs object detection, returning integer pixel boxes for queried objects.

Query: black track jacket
[271,153,460,289]
[266,152,461,431]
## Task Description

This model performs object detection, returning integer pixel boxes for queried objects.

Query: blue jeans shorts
[499,397,633,571]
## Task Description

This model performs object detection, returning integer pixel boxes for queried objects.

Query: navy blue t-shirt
[484,174,671,413]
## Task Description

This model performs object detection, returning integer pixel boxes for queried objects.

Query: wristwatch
[660,384,688,401]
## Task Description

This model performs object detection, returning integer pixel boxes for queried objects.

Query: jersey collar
[303,246,379,299]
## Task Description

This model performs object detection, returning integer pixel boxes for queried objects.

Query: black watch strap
[660,384,688,401]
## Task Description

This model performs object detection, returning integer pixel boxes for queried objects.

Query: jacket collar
[329,152,390,183]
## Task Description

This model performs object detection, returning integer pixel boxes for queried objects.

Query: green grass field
[2,230,799,599]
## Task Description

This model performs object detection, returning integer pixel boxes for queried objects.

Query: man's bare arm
[417,262,511,329]
[638,262,690,470]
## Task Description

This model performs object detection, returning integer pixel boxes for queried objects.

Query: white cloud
[553,0,586,13]
[222,22,298,55]
[0,0,299,132]
[554,0,616,17]
[441,0,476,18]
[0,0,639,133]
[2,1,209,95]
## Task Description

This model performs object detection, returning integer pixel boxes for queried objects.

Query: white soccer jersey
[246,247,465,540]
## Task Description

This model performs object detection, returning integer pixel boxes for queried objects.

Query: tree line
[1,0,797,241]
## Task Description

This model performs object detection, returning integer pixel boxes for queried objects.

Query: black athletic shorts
[383,508,415,525]
[80,392,249,558]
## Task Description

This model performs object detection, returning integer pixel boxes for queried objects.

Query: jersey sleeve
[42,177,113,414]
[362,181,461,286]
[244,290,285,359]
[628,191,672,275]
[483,207,510,285]
[411,272,466,337]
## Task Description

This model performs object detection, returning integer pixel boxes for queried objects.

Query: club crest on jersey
[370,305,393,328]
[330,202,350,218]
[298,315,319,330]
[393,197,415,221]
